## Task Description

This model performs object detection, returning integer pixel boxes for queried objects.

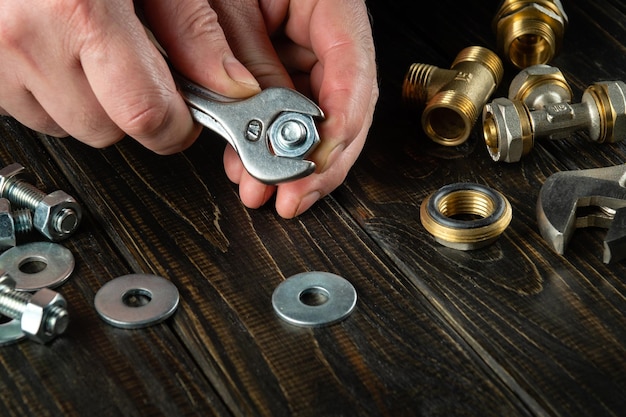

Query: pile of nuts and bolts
[0,162,82,345]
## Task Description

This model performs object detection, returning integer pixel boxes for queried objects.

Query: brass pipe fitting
[403,46,504,146]
[483,66,626,162]
[420,182,512,250]
[493,0,568,69]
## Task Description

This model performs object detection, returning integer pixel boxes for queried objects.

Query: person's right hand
[0,0,261,154]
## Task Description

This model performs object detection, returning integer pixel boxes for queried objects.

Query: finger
[143,0,261,98]
[75,3,199,154]
[209,0,293,88]
[223,145,276,209]
[285,0,378,172]
[0,87,67,137]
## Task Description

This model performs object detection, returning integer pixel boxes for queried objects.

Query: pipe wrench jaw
[537,164,626,263]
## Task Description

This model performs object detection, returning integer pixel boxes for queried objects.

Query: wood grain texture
[1,1,625,416]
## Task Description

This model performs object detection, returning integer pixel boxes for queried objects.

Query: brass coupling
[420,182,512,250]
[493,0,568,69]
[483,64,626,162]
[403,46,504,146]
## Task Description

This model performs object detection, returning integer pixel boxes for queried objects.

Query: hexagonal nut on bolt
[583,81,626,143]
[0,273,69,344]
[508,64,573,109]
[21,288,69,344]
[483,97,531,163]
[0,198,16,252]
[34,190,82,242]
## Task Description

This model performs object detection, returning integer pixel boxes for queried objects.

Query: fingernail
[224,56,260,92]
[295,191,321,217]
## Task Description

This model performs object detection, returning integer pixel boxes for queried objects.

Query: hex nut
[21,288,68,344]
[0,199,16,252]
[483,97,531,162]
[508,64,573,109]
[33,190,82,241]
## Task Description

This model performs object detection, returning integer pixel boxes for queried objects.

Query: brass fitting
[483,65,626,162]
[403,46,504,146]
[420,182,512,250]
[493,0,568,69]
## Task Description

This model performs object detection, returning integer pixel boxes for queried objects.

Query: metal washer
[272,271,357,327]
[0,319,25,346]
[0,242,75,291]
[94,274,179,329]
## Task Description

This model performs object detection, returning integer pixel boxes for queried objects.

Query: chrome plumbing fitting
[493,0,568,69]
[483,64,626,162]
[403,46,504,146]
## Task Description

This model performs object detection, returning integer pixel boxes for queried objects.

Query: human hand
[211,0,379,218]
[0,0,261,154]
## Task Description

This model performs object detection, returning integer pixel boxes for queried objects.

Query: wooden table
[1,1,625,416]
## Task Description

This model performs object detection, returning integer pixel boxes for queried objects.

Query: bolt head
[0,163,27,197]
[33,190,82,241]
[22,288,68,344]
[0,198,16,251]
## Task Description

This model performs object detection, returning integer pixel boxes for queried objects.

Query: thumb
[141,0,261,98]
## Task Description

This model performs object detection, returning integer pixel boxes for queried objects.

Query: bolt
[268,112,320,158]
[0,163,81,241]
[0,272,69,344]
[0,198,33,252]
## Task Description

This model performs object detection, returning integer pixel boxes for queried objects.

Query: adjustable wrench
[537,164,626,263]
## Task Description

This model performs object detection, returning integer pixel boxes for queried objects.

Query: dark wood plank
[333,1,626,416]
[1,0,625,416]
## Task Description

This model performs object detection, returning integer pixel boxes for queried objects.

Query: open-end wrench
[537,164,626,263]
[141,22,324,184]
[175,71,324,185]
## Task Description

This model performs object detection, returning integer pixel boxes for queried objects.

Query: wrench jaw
[602,209,626,263]
[537,165,626,264]
[183,83,324,185]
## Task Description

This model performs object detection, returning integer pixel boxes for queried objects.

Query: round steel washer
[0,241,75,291]
[94,274,179,329]
[272,271,357,327]
[0,319,25,346]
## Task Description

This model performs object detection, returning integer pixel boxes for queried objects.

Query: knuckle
[116,93,172,139]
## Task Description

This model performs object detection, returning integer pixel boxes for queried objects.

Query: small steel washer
[0,241,75,291]
[272,271,357,327]
[94,274,179,329]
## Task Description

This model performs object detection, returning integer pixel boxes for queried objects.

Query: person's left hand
[209,0,379,218]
